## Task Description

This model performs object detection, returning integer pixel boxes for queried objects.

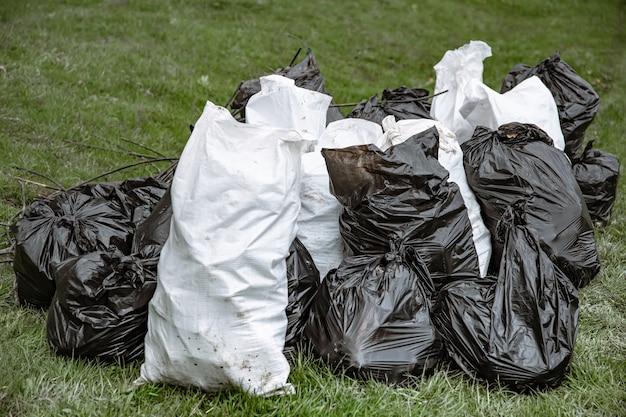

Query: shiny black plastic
[572,141,620,227]
[305,244,443,383]
[12,178,167,309]
[322,127,479,291]
[47,249,158,363]
[500,52,600,160]
[432,203,579,391]
[347,86,432,124]
[462,122,600,287]
[284,237,320,360]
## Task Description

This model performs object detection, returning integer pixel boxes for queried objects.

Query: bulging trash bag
[500,52,600,160]
[572,141,620,227]
[430,40,493,144]
[12,177,167,309]
[47,248,157,363]
[229,49,344,126]
[297,118,383,280]
[379,116,492,278]
[139,101,311,396]
[11,184,137,308]
[462,122,600,287]
[347,86,432,124]
[305,243,443,383]
[322,127,480,291]
[432,202,579,391]
[284,237,320,360]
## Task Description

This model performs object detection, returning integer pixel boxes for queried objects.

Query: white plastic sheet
[139,101,310,396]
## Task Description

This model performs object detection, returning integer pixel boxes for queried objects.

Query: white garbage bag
[459,76,565,150]
[138,101,310,396]
[430,40,493,144]
[379,116,492,277]
[245,74,332,142]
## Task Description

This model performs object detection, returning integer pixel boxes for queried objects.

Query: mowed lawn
[1,1,625,416]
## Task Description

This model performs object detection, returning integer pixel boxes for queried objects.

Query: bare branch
[119,137,168,159]
[9,166,66,190]
[72,157,179,187]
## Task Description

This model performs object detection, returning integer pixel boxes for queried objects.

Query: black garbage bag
[572,141,620,227]
[229,49,344,125]
[47,248,158,363]
[346,94,388,125]
[131,187,172,254]
[432,202,579,391]
[284,237,320,360]
[12,177,168,309]
[462,122,600,287]
[304,243,443,383]
[11,185,136,308]
[500,52,600,160]
[347,86,432,125]
[322,127,479,291]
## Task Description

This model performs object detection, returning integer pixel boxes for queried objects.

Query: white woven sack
[245,74,332,143]
[459,76,565,150]
[430,40,492,144]
[379,116,492,277]
[298,118,383,279]
[138,101,310,396]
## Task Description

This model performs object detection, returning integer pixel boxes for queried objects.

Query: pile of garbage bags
[10,41,619,395]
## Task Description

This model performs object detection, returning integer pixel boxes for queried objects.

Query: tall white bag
[138,101,310,396]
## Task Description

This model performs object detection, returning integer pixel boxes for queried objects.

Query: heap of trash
[10,40,620,396]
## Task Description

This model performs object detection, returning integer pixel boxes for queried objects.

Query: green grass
[1,0,625,416]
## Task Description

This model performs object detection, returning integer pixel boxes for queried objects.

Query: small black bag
[47,249,158,363]
[305,243,443,383]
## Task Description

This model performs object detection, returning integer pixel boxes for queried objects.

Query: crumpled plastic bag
[572,140,620,227]
[347,86,432,124]
[432,202,579,391]
[11,181,149,309]
[298,118,384,279]
[131,187,172,255]
[284,237,320,360]
[462,122,600,287]
[322,127,480,291]
[501,52,600,160]
[378,116,492,277]
[305,243,443,383]
[47,248,157,363]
